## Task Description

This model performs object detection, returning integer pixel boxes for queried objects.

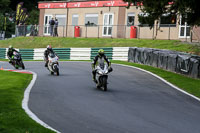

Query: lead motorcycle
[10,51,25,69]
[95,64,110,91]
[47,53,59,76]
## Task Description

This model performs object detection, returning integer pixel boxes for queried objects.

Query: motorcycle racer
[92,49,112,83]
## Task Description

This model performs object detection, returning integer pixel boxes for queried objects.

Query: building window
[160,13,176,27]
[127,13,135,26]
[72,14,79,26]
[179,14,190,38]
[138,12,154,27]
[85,14,98,26]
[55,15,66,26]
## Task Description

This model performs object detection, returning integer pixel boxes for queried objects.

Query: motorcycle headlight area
[97,71,103,75]
[105,70,108,74]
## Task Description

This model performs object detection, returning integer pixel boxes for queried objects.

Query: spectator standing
[34,24,38,36]
[49,18,55,36]
[54,19,59,37]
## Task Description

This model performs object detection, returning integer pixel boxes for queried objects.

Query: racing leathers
[92,54,112,82]
[7,48,19,63]
[44,48,56,67]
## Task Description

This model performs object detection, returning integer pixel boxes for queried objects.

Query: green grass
[0,59,8,61]
[112,60,200,98]
[0,37,200,55]
[0,70,54,133]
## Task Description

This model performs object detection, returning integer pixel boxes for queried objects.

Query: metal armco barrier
[0,48,6,59]
[128,47,200,78]
[53,48,71,60]
[91,48,113,60]
[19,49,34,60]
[0,47,129,61]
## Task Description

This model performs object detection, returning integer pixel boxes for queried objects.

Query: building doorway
[44,15,53,35]
[103,13,114,36]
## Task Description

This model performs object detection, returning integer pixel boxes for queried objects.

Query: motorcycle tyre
[56,69,59,76]
[102,76,107,91]
[21,62,25,69]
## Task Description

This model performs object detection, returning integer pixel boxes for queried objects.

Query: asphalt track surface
[1,61,200,133]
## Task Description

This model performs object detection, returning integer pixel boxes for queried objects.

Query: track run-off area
[1,61,200,133]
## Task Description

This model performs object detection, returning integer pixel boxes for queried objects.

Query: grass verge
[0,37,199,55]
[0,70,54,133]
[112,60,200,98]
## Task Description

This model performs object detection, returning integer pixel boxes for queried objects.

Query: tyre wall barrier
[128,47,200,78]
[0,47,129,61]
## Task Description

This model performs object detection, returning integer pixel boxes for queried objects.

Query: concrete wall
[67,7,119,38]
[192,27,200,42]
[39,9,45,36]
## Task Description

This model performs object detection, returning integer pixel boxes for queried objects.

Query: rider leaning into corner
[44,45,57,67]
[92,49,113,83]
[7,45,19,63]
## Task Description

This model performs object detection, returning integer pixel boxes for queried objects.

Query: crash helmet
[47,45,52,51]
[98,49,104,57]
[8,45,13,51]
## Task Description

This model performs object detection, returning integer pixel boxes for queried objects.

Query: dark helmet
[98,49,104,57]
[47,45,52,51]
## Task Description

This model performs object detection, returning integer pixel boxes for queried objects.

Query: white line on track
[114,63,200,102]
[22,70,60,133]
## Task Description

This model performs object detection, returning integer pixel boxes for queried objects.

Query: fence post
[111,26,113,39]
[98,25,99,38]
[138,26,140,39]
[152,25,154,40]
[74,26,75,38]
[85,25,87,38]
[24,25,26,37]
[63,26,64,37]
[15,25,17,37]
[66,25,68,37]
[168,24,171,40]
[124,25,126,39]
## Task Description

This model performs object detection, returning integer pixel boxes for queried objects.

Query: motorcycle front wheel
[102,76,107,91]
[56,69,59,76]
[21,62,25,69]
[54,65,59,76]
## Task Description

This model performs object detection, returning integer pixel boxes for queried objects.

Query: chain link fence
[15,24,198,42]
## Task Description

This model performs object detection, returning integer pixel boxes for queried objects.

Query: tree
[124,0,200,26]
[26,9,39,25]
[0,0,10,13]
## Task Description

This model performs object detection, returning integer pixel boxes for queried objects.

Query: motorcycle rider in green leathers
[7,45,19,64]
[92,49,113,83]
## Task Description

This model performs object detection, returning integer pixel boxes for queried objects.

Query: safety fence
[1,47,199,78]
[15,24,187,40]
[128,47,200,78]
[0,47,129,61]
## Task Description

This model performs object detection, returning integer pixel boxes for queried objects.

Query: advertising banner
[38,3,67,9]
[16,2,24,24]
[67,0,129,8]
